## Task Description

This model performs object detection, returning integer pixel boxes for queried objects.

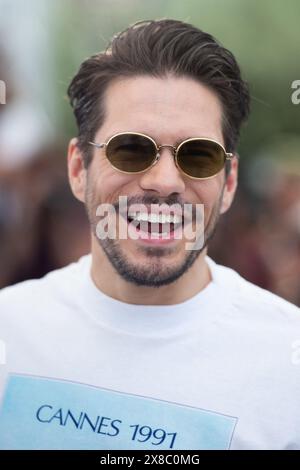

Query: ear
[67,138,87,203]
[220,155,239,214]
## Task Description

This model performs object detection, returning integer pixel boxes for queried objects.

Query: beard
[85,182,224,288]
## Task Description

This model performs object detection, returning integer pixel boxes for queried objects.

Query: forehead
[98,75,224,144]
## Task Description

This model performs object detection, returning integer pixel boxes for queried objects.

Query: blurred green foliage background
[1,0,299,161]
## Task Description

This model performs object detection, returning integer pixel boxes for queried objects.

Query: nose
[138,147,186,197]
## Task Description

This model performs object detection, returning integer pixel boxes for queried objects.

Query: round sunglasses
[89,131,234,179]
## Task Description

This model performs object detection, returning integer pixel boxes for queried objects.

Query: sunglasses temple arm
[88,142,105,149]
[226,152,237,160]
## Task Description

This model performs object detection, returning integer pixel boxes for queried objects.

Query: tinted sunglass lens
[106,134,156,172]
[177,140,225,178]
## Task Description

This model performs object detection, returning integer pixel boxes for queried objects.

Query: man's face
[77,75,237,286]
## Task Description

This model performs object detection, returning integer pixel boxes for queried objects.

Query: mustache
[113,194,200,220]
[113,194,184,211]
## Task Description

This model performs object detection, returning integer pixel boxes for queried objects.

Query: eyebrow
[105,131,200,146]
[113,130,193,146]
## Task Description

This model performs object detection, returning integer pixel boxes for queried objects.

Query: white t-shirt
[0,254,299,450]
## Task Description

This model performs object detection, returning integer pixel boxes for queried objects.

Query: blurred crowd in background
[0,0,299,305]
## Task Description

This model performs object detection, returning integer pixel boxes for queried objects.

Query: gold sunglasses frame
[89,131,234,180]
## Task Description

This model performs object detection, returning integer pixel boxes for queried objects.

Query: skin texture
[68,75,238,305]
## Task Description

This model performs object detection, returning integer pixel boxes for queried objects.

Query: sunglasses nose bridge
[156,144,177,158]
[152,144,181,176]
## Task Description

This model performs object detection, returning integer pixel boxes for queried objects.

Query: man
[0,19,299,450]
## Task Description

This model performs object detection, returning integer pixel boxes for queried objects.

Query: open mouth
[125,211,187,239]
[127,216,182,235]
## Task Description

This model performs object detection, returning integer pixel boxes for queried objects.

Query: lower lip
[126,219,185,245]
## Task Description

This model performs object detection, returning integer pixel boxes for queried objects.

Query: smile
[127,211,183,237]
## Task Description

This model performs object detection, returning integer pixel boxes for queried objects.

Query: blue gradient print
[0,374,237,449]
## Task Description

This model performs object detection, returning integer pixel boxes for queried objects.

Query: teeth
[150,232,169,237]
[128,212,182,224]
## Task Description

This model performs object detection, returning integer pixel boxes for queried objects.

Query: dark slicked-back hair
[68,19,250,168]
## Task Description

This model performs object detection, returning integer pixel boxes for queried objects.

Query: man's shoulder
[0,254,91,310]
[209,257,300,323]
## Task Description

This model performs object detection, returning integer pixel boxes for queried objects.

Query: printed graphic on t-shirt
[0,374,237,449]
